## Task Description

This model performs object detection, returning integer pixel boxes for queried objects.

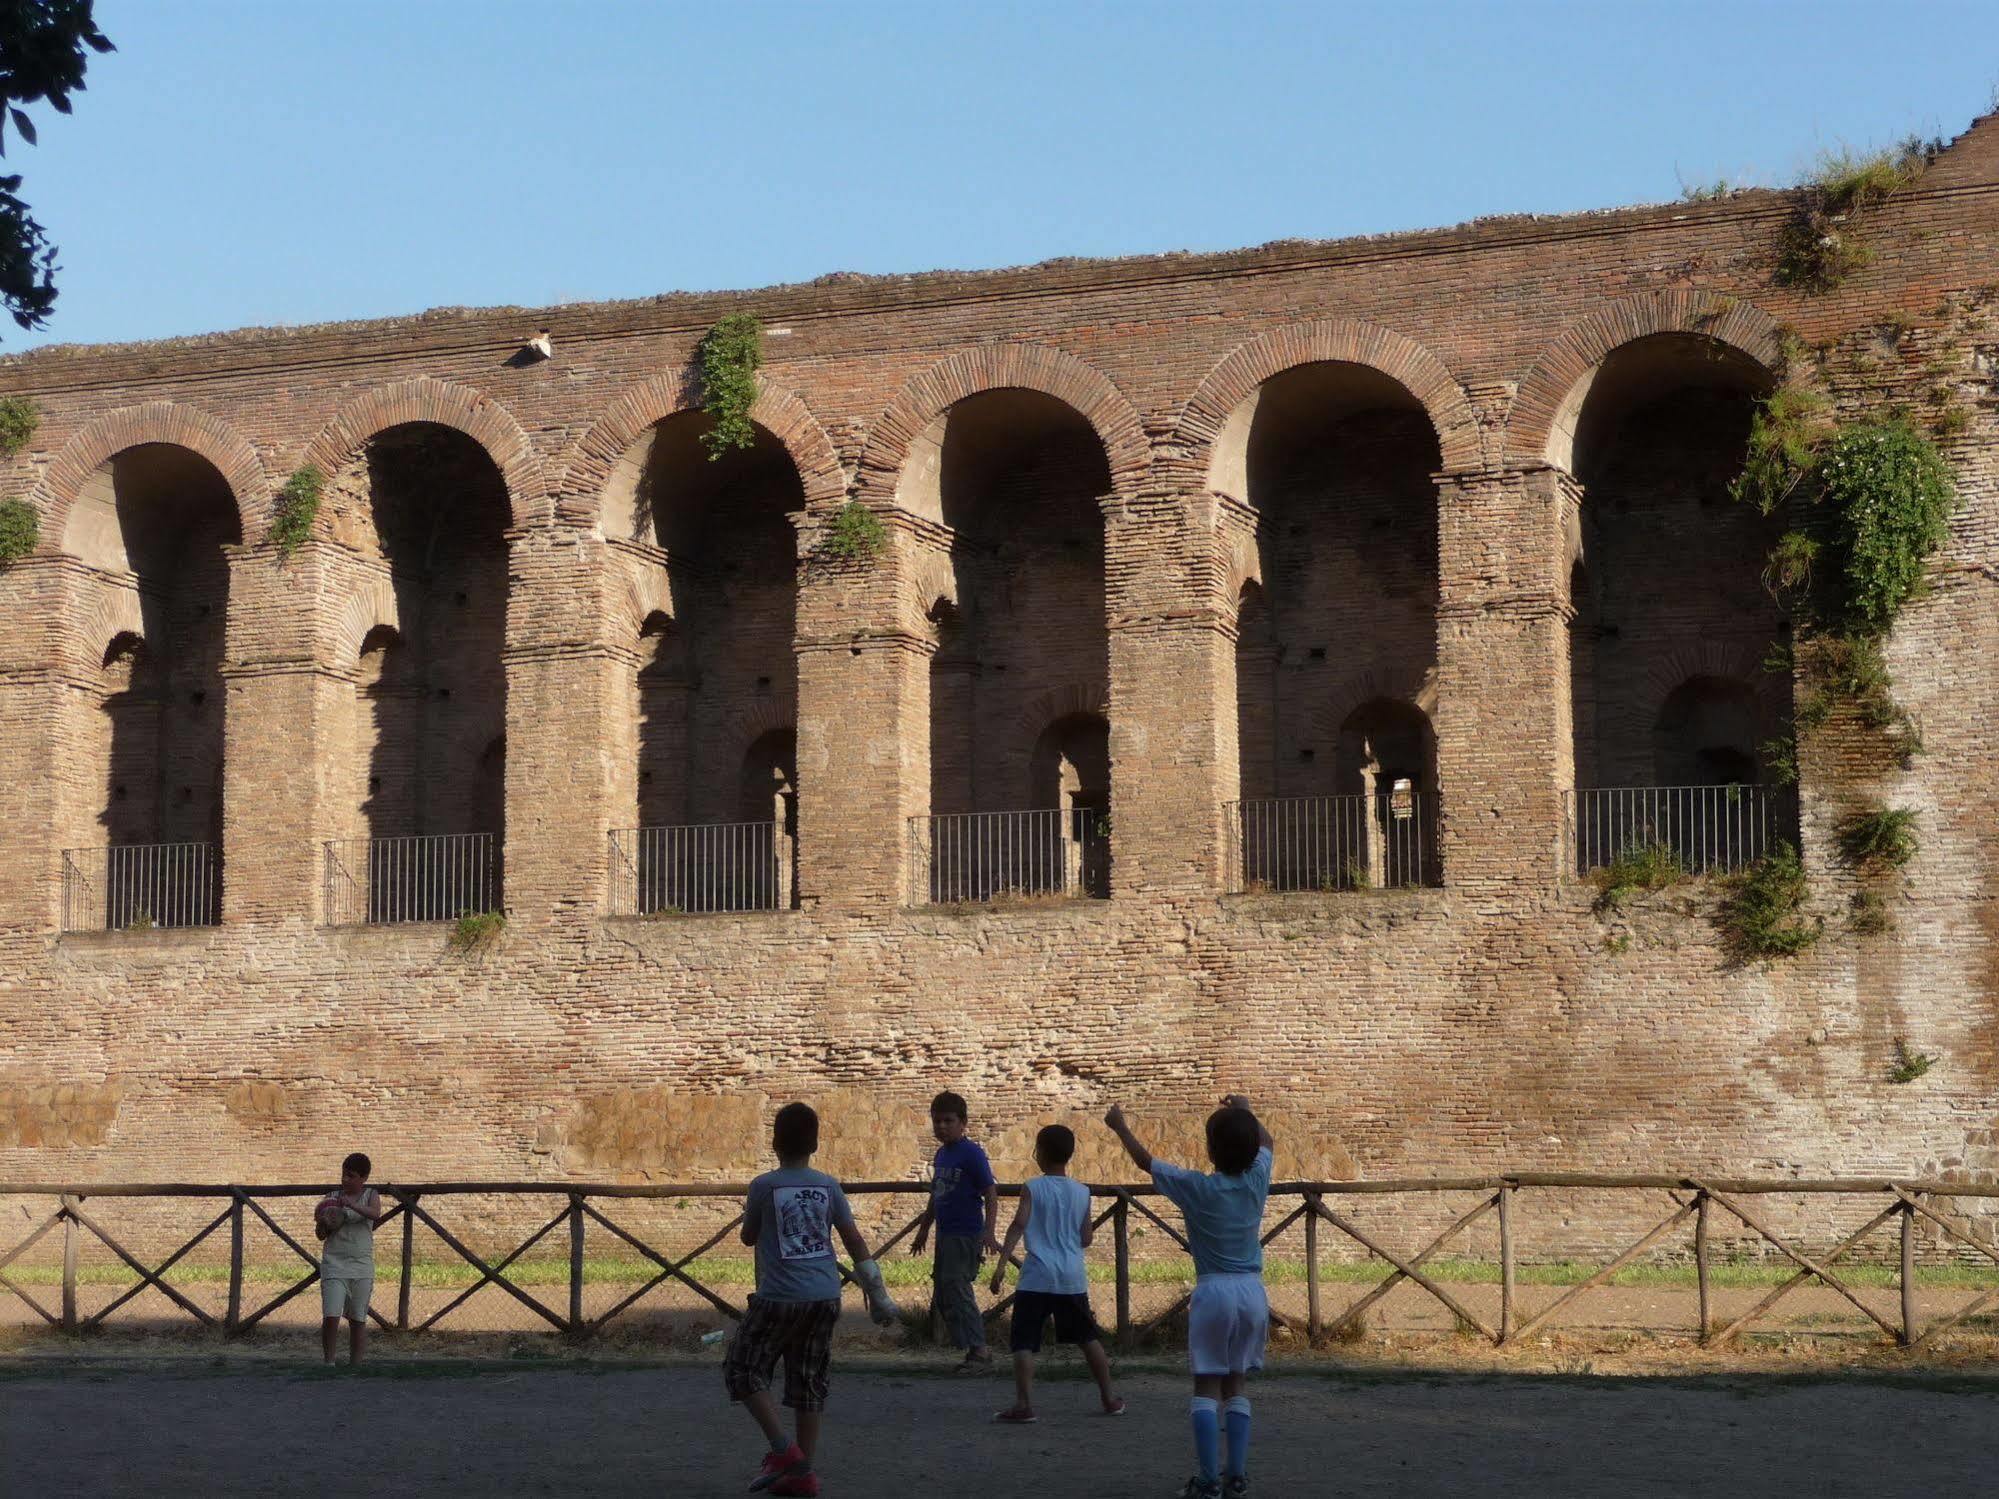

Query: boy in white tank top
[988,1124,1124,1424]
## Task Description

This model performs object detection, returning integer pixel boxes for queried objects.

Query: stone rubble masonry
[0,115,1995,1245]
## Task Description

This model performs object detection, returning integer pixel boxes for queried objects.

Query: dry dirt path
[4,1359,1997,1497]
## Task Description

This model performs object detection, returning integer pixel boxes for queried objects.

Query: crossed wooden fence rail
[3,1175,1996,1349]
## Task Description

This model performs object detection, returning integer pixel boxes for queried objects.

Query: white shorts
[321,1274,372,1322]
[1188,1273,1268,1376]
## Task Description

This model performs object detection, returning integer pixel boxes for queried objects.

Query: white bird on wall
[522,328,553,362]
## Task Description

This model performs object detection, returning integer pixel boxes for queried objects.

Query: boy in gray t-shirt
[314,1150,385,1366]
[727,1102,900,1497]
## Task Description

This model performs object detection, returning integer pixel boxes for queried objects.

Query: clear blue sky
[8,1,1995,350]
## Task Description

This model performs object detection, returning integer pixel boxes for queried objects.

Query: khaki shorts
[321,1273,373,1322]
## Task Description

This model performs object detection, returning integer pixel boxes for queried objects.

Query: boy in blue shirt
[988,1123,1125,1423]
[1106,1094,1274,1499]
[728,1101,900,1498]
[909,1089,1000,1370]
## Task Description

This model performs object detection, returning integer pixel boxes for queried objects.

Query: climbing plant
[1718,841,1821,960]
[0,495,36,563]
[269,464,323,559]
[697,313,762,459]
[0,394,37,456]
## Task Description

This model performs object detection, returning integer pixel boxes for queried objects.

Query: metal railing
[1228,791,1438,893]
[322,833,503,926]
[60,843,221,932]
[3,1174,1995,1349]
[909,807,1110,904]
[1568,785,1795,877]
[607,823,796,915]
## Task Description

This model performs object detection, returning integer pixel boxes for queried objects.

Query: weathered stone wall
[0,115,1996,1242]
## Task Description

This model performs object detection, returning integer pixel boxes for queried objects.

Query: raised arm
[1103,1104,1153,1174]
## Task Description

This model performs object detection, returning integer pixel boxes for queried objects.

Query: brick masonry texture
[0,116,1997,1243]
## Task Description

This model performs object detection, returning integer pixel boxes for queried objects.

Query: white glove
[854,1258,900,1328]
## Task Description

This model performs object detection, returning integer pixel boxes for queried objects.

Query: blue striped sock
[1190,1396,1221,1483]
[1224,1395,1251,1478]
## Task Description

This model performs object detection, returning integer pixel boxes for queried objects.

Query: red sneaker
[768,1473,821,1498]
[748,1444,807,1492]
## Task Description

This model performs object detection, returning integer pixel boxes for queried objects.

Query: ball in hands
[315,1195,346,1234]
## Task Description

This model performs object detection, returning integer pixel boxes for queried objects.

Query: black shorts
[724,1295,841,1411]
[1008,1290,1101,1354]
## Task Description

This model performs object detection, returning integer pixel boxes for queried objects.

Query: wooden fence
[3,1175,1997,1349]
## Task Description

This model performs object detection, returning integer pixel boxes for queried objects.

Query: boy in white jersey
[988,1124,1124,1423]
[1106,1095,1274,1499]
[728,1101,901,1498]
[314,1150,384,1366]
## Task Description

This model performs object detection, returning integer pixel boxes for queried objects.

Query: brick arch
[557,371,846,528]
[1172,320,1482,491]
[1308,667,1439,745]
[1015,682,1111,741]
[723,702,798,761]
[1638,642,1769,708]
[1222,532,1265,605]
[34,401,267,551]
[74,585,150,658]
[855,342,1149,505]
[1505,290,1786,472]
[616,570,676,642]
[303,378,548,530]
[331,576,404,664]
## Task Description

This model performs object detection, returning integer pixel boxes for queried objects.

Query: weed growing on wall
[1888,1037,1935,1084]
[0,495,36,563]
[1838,805,1919,871]
[1775,143,1933,293]
[1589,843,1687,912]
[818,499,887,565]
[449,910,505,952]
[269,465,323,559]
[697,313,762,459]
[0,395,37,456]
[1719,842,1821,960]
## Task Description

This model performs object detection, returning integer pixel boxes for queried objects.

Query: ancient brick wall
[0,116,1996,1237]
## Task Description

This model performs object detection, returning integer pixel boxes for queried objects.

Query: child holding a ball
[315,1151,384,1366]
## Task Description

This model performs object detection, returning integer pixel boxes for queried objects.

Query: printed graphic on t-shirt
[774,1185,833,1262]
[931,1167,961,1204]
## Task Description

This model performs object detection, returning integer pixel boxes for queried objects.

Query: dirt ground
[4,1353,1997,1498]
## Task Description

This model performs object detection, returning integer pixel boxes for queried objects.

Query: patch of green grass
[1589,843,1688,912]
[448,909,505,952]
[1719,841,1821,960]
[1838,805,1920,871]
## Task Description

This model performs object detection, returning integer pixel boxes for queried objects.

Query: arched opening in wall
[58,443,239,930]
[336,423,510,923]
[1339,698,1438,888]
[1216,363,1441,892]
[899,389,1112,902]
[1027,711,1110,897]
[603,412,800,914]
[1563,334,1795,875]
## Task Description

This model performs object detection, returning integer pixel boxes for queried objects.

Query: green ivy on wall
[698,313,763,459]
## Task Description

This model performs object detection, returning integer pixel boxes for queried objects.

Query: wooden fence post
[1498,1184,1515,1345]
[1305,1195,1321,1341]
[1114,1191,1131,1344]
[397,1191,416,1332]
[1900,1196,1916,1348]
[226,1191,245,1333]
[60,1194,77,1333]
[1695,1190,1711,1343]
[569,1193,586,1336]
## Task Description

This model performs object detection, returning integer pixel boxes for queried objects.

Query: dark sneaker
[748,1443,807,1492]
[1179,1480,1222,1499]
[1225,1478,1251,1498]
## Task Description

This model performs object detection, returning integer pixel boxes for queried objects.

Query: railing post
[1695,1189,1712,1342]
[226,1190,245,1333]
[569,1193,586,1336]
[1113,1191,1131,1344]
[397,1191,416,1332]
[1900,1196,1917,1348]
[1498,1183,1515,1345]
[1305,1191,1321,1341]
[60,1194,77,1333]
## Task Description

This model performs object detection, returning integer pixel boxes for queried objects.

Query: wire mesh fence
[1567,785,1796,877]
[607,823,796,916]
[5,1175,1997,1350]
[59,843,221,932]
[1227,792,1438,893]
[909,809,1111,904]
[321,833,503,926]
